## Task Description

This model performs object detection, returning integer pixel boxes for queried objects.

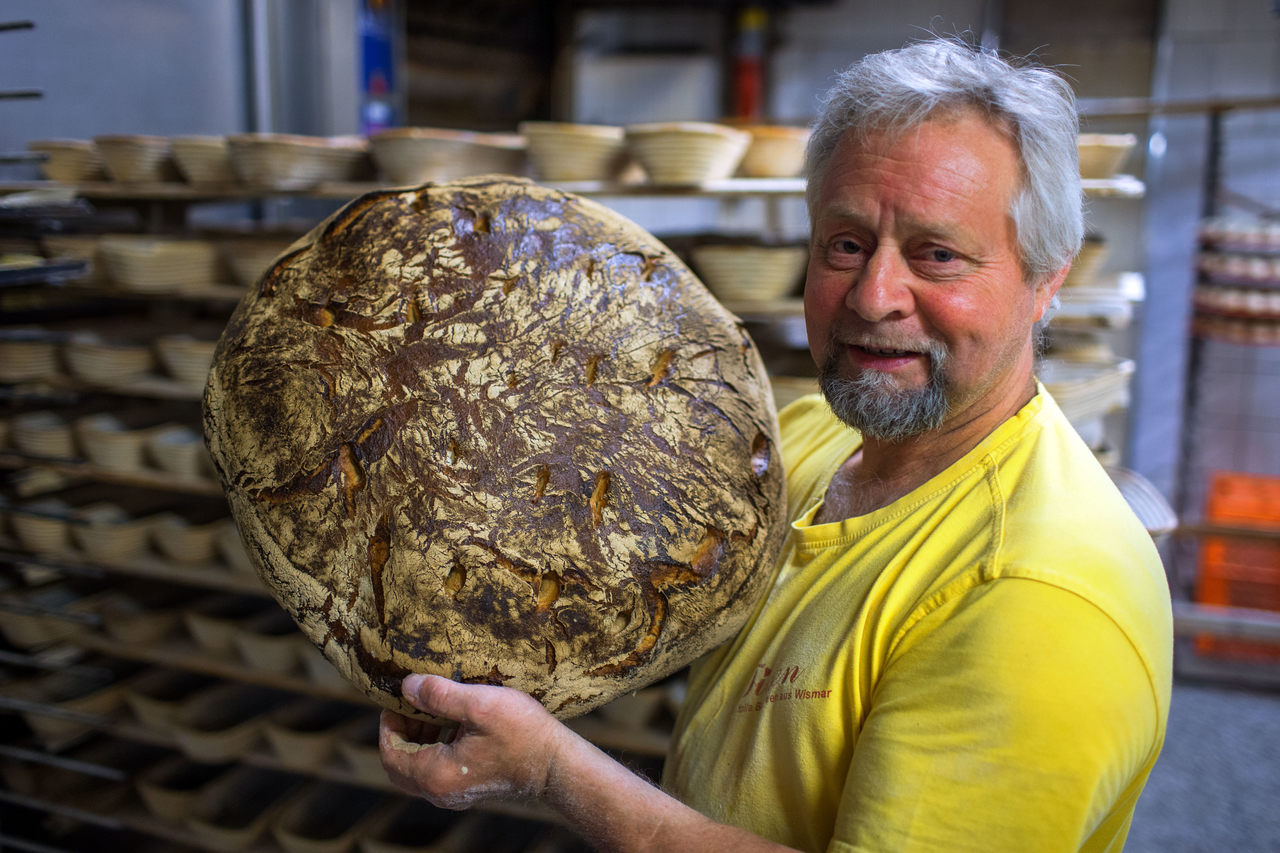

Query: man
[380,39,1173,852]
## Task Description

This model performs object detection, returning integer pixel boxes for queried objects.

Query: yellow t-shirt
[663,390,1173,852]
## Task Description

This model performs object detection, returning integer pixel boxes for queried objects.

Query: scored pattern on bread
[203,175,786,720]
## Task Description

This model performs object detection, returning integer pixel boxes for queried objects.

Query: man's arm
[379,674,796,853]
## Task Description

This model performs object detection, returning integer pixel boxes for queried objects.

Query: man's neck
[814,377,1038,524]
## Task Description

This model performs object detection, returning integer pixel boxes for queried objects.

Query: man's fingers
[402,673,482,723]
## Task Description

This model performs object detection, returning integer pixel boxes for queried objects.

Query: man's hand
[379,673,571,809]
[381,673,795,852]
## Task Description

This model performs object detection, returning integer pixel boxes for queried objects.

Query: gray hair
[805,39,1083,284]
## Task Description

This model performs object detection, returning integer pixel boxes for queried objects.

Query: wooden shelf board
[0,543,267,597]
[0,451,223,497]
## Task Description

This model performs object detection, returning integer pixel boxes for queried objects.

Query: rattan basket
[171,135,236,184]
[64,334,156,385]
[99,235,223,292]
[27,139,107,182]
[124,668,220,732]
[183,594,272,655]
[735,124,810,178]
[10,498,73,555]
[230,607,307,675]
[1077,133,1137,180]
[156,334,218,389]
[227,133,370,189]
[0,331,61,382]
[70,502,154,562]
[369,127,527,184]
[625,122,750,184]
[146,423,214,480]
[691,243,807,303]
[74,413,151,472]
[1039,357,1135,427]
[93,134,178,182]
[518,121,629,182]
[41,233,103,284]
[12,410,76,458]
[1063,236,1108,288]
[218,236,298,288]
[152,512,224,564]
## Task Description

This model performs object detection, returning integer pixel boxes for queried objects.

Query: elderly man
[380,39,1173,852]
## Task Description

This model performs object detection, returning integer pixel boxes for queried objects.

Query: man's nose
[845,250,913,322]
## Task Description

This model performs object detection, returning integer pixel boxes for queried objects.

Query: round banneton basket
[171,135,236,184]
[152,513,224,564]
[41,233,103,284]
[227,133,370,189]
[10,498,72,556]
[12,410,75,459]
[156,335,218,390]
[74,413,151,473]
[518,121,630,182]
[147,424,213,480]
[691,242,808,303]
[735,124,811,178]
[93,134,177,182]
[0,332,61,382]
[369,127,527,184]
[27,139,106,182]
[99,235,223,292]
[71,502,154,563]
[1039,357,1135,427]
[217,236,298,288]
[1063,235,1108,288]
[1077,133,1137,180]
[64,334,156,385]
[625,121,751,184]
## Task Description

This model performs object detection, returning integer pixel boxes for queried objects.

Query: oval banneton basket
[203,175,788,721]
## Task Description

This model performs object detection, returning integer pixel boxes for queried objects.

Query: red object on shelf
[1195,471,1280,661]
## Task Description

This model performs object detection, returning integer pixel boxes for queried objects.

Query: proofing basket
[146,424,214,480]
[1040,357,1135,428]
[99,235,223,292]
[1077,133,1137,180]
[171,135,236,184]
[218,236,298,287]
[369,127,527,184]
[735,124,810,178]
[625,122,750,185]
[12,410,76,458]
[70,502,154,562]
[227,133,371,189]
[93,134,178,182]
[0,332,61,382]
[27,139,107,182]
[518,121,629,182]
[691,243,807,303]
[64,334,156,385]
[156,334,218,389]
[74,413,152,472]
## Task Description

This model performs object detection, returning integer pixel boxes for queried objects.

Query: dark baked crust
[203,176,786,720]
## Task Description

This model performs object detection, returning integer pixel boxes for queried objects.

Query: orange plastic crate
[1195,472,1280,662]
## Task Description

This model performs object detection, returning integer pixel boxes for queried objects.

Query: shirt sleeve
[828,576,1163,853]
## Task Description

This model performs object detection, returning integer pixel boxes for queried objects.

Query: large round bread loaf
[202,176,786,720]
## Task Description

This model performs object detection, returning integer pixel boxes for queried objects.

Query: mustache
[830,331,949,360]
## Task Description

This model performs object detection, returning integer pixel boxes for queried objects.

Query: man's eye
[928,248,957,263]
[832,239,862,254]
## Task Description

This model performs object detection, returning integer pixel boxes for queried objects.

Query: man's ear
[1033,263,1070,323]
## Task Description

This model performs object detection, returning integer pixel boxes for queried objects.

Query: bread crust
[203,176,786,720]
